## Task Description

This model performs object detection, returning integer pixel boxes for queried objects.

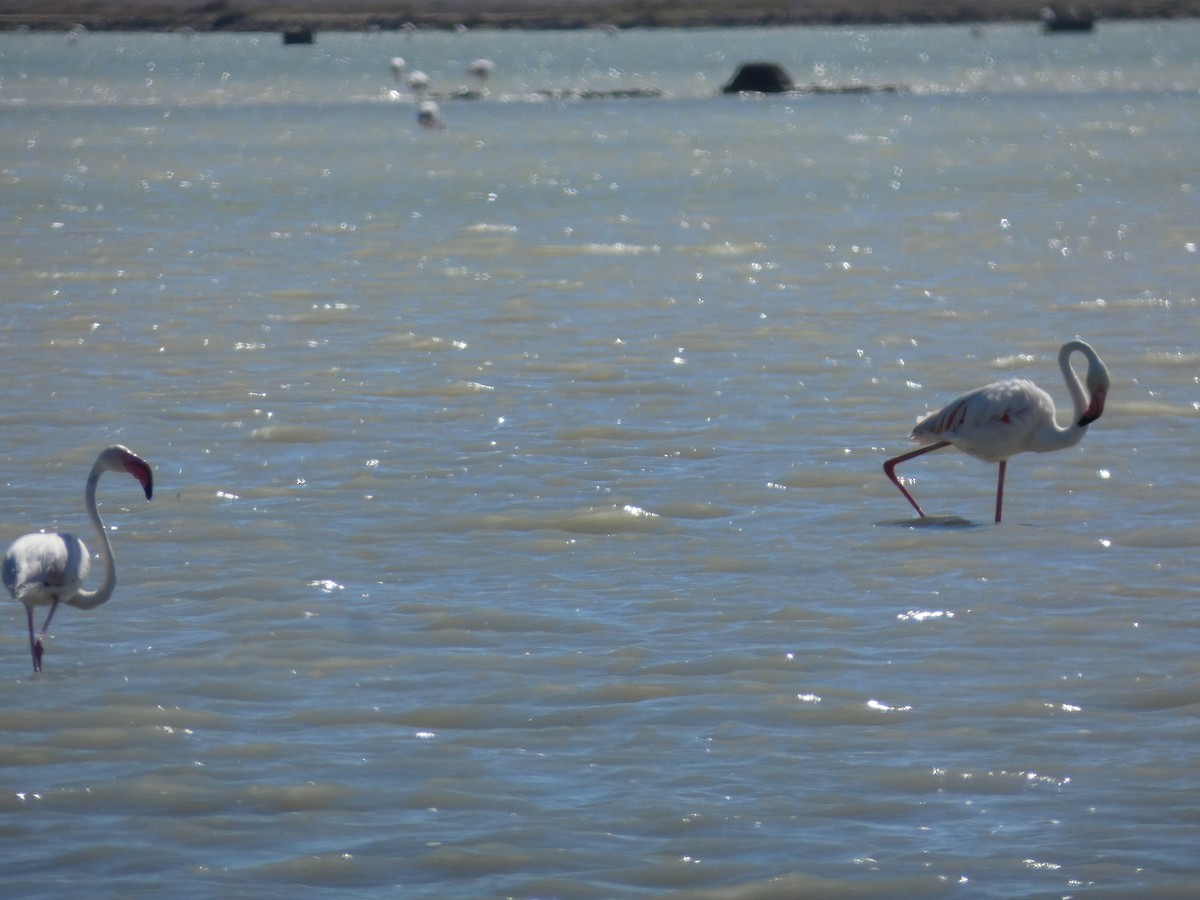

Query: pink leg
[25,604,39,673]
[32,599,59,674]
[883,441,950,517]
[994,460,1007,524]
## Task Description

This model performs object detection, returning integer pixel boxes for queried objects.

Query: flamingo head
[96,444,154,500]
[1079,376,1109,426]
[122,454,154,501]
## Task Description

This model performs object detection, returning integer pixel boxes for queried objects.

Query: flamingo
[3,445,153,673]
[883,340,1109,523]
[407,70,430,96]
[467,58,494,86]
[389,56,406,83]
[417,99,445,129]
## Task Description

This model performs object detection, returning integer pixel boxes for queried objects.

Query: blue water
[1,21,1199,898]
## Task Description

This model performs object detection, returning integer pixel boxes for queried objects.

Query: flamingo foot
[33,639,45,673]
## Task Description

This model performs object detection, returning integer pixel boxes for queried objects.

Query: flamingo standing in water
[467,58,494,87]
[883,340,1109,523]
[417,100,445,129]
[407,70,430,96]
[3,445,154,673]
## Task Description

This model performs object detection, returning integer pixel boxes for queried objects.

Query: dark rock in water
[720,62,904,96]
[722,62,794,94]
[1040,5,1096,30]
[282,28,314,44]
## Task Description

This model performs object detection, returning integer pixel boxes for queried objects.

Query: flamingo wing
[3,532,90,607]
[911,377,1053,462]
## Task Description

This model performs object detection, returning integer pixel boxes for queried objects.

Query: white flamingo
[3,445,154,673]
[468,58,494,85]
[417,99,445,129]
[884,340,1109,523]
[407,70,430,96]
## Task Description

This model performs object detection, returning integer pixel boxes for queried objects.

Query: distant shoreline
[2,0,1198,34]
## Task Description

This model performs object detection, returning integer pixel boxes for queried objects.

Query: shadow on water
[876,515,979,528]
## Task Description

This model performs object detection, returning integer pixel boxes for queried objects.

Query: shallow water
[1,21,1199,898]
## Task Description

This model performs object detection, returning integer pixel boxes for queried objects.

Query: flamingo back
[3,532,91,607]
[911,377,1056,463]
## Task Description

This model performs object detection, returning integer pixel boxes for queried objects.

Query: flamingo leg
[994,459,1007,524]
[25,604,39,673]
[883,441,950,518]
[32,599,60,674]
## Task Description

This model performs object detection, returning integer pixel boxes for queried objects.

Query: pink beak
[1080,386,1107,426]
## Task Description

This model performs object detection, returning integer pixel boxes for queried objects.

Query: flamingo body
[4,532,91,609]
[3,445,153,672]
[911,376,1063,463]
[468,58,494,82]
[417,100,445,129]
[884,340,1109,522]
[407,70,430,94]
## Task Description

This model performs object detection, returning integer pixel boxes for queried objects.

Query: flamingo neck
[1034,341,1099,453]
[68,465,117,610]
[1059,341,1091,426]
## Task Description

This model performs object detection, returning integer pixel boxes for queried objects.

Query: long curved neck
[1059,342,1090,425]
[68,466,117,610]
[1038,342,1095,452]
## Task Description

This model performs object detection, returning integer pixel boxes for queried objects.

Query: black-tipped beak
[1078,386,1107,426]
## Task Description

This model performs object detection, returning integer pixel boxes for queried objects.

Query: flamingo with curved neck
[3,445,153,673]
[883,340,1109,523]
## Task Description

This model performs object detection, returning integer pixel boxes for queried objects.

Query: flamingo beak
[1079,386,1107,426]
[122,456,154,500]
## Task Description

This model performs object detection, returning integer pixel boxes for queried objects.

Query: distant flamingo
[3,445,154,673]
[408,70,430,96]
[417,99,445,129]
[389,56,406,83]
[883,340,1109,523]
[467,58,494,86]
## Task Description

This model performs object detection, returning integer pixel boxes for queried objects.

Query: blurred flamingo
[417,99,445,129]
[468,58,494,87]
[408,70,430,96]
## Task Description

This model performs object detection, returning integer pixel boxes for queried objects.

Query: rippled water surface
[2,21,1199,898]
